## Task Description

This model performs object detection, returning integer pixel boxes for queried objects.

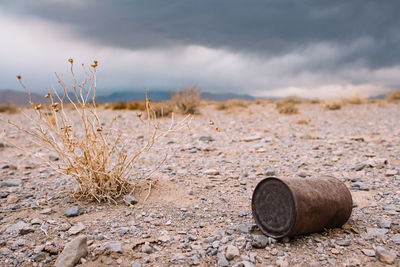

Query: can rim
[251,177,297,238]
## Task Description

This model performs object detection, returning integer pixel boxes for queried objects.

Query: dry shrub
[344,93,366,105]
[275,96,301,114]
[170,87,202,114]
[0,101,19,114]
[149,101,174,118]
[105,101,147,111]
[322,100,343,110]
[11,59,189,203]
[215,99,249,110]
[385,88,400,102]
[297,119,310,125]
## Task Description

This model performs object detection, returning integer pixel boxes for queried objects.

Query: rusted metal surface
[252,176,352,238]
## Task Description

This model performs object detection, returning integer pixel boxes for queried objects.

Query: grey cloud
[4,0,400,70]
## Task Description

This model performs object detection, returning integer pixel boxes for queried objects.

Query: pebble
[251,234,270,248]
[141,242,152,254]
[365,227,388,238]
[199,136,214,142]
[68,222,86,235]
[375,246,396,265]
[204,169,220,176]
[103,241,123,253]
[124,195,138,206]
[40,208,53,215]
[131,262,141,267]
[392,234,400,244]
[361,249,375,257]
[6,221,34,235]
[377,218,392,229]
[385,169,398,176]
[217,253,229,267]
[64,206,83,217]
[2,179,22,187]
[54,235,87,267]
[236,223,254,234]
[225,245,239,260]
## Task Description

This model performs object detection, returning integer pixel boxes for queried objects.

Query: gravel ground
[0,101,399,266]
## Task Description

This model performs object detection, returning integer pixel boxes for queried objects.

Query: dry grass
[170,87,202,114]
[0,101,19,114]
[215,99,250,110]
[10,59,190,203]
[105,101,147,111]
[385,88,400,102]
[343,93,366,105]
[321,100,343,110]
[275,96,301,114]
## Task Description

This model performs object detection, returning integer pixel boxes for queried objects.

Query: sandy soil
[0,102,399,266]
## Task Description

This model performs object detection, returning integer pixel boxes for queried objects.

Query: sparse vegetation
[11,59,189,203]
[105,101,147,111]
[0,101,19,114]
[170,86,202,114]
[343,93,366,105]
[385,88,400,102]
[322,99,343,110]
[215,99,249,110]
[275,96,301,114]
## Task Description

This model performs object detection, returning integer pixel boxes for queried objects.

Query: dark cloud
[5,0,400,69]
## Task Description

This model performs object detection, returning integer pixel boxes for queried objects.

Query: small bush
[215,99,249,110]
[275,96,301,114]
[344,94,366,105]
[322,100,343,110]
[0,101,19,114]
[105,101,147,111]
[12,59,189,203]
[385,88,400,102]
[170,87,202,114]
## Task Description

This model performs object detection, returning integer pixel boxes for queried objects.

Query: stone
[0,191,9,198]
[351,163,370,171]
[49,154,59,161]
[217,253,229,267]
[141,242,152,254]
[375,246,396,265]
[226,245,239,260]
[335,239,351,246]
[392,234,400,244]
[124,195,138,206]
[158,234,171,243]
[385,169,398,176]
[199,136,214,142]
[204,169,219,176]
[104,241,123,253]
[265,169,276,176]
[54,235,87,267]
[64,206,83,217]
[241,135,262,142]
[377,218,392,229]
[40,208,53,215]
[366,227,388,238]
[6,221,33,235]
[361,249,375,257]
[2,179,22,187]
[251,234,269,248]
[131,262,142,267]
[236,223,254,234]
[276,259,289,267]
[68,222,85,235]
[31,218,42,225]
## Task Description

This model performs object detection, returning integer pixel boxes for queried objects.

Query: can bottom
[252,177,296,238]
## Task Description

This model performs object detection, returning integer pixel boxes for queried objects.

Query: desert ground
[0,100,399,266]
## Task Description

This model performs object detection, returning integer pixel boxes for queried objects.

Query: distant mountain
[0,89,255,105]
[0,89,50,105]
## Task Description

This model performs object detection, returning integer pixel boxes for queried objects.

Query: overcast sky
[1,0,400,98]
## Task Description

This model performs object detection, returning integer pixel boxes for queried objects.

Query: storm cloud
[1,0,400,97]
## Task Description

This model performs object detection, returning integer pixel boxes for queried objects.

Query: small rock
[375,246,396,265]
[68,222,85,235]
[251,234,269,248]
[351,163,370,171]
[385,169,398,176]
[104,241,123,253]
[131,262,142,267]
[241,135,262,142]
[361,249,375,257]
[2,179,22,187]
[40,208,53,215]
[31,218,42,225]
[276,259,289,267]
[204,169,219,176]
[0,191,9,198]
[265,169,276,176]
[64,206,83,217]
[366,228,388,238]
[158,234,171,243]
[377,218,392,229]
[226,245,239,260]
[54,235,87,267]
[335,239,351,246]
[49,154,59,161]
[199,136,214,142]
[6,221,33,235]
[124,195,138,206]
[392,234,400,244]
[217,253,229,267]
[141,242,152,254]
[236,224,254,234]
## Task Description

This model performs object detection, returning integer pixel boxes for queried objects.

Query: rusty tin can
[251,176,352,238]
